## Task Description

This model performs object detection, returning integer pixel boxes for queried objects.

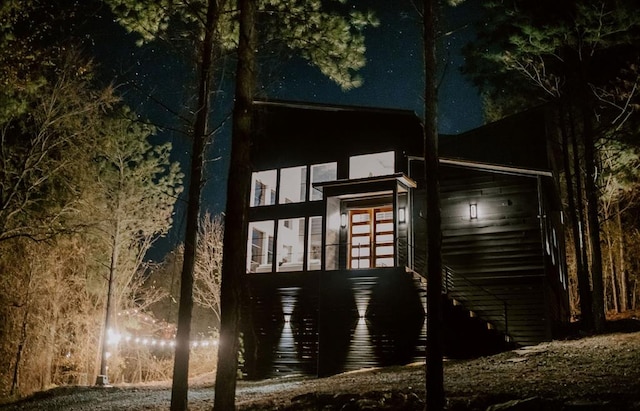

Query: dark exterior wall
[242,269,425,379]
[251,101,423,174]
[439,106,552,172]
[436,164,567,346]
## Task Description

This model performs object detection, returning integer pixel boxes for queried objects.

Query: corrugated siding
[440,166,551,346]
[244,269,425,379]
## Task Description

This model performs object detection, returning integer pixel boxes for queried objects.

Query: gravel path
[2,326,639,410]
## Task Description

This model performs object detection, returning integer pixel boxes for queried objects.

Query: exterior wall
[436,165,568,346]
[251,101,423,174]
[244,101,570,378]
[242,269,425,379]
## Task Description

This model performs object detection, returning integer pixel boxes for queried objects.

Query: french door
[348,206,394,269]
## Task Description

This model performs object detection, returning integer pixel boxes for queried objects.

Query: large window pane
[279,166,307,204]
[247,221,274,272]
[349,151,394,179]
[250,170,277,207]
[277,218,305,272]
[308,216,322,270]
[310,162,337,201]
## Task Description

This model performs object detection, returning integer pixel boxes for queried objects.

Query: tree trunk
[569,107,594,330]
[616,202,628,311]
[213,0,255,409]
[10,271,34,396]
[423,1,444,410]
[170,1,221,409]
[97,221,120,385]
[604,221,619,313]
[581,104,606,332]
[559,105,592,325]
[42,311,58,390]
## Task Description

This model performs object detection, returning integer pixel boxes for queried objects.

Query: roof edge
[253,98,419,118]
[439,157,553,177]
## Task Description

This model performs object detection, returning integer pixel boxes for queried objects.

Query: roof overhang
[439,157,553,178]
[315,173,416,199]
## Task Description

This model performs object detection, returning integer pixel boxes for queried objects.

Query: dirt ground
[2,318,639,411]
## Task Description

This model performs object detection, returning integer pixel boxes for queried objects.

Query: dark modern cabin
[241,100,570,379]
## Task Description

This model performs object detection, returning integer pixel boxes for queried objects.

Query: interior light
[470,203,478,220]
[398,207,406,223]
[341,213,347,228]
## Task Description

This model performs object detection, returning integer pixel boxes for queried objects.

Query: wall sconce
[398,207,406,223]
[341,212,347,228]
[470,203,478,220]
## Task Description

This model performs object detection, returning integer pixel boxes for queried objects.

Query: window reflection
[247,221,274,272]
[279,166,306,204]
[308,216,322,270]
[310,162,337,201]
[248,217,323,273]
[349,151,394,179]
[250,170,277,206]
[277,218,305,272]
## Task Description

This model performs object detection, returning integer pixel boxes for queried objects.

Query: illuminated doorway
[348,206,394,268]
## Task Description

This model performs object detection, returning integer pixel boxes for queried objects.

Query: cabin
[241,100,570,379]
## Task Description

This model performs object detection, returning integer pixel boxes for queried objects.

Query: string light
[106,329,218,350]
[109,310,218,351]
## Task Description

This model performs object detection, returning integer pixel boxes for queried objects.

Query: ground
[1,319,639,411]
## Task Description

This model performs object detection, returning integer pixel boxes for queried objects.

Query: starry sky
[263,0,485,134]
[88,0,487,257]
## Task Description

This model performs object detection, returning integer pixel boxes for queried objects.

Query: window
[307,216,322,270]
[310,162,337,201]
[251,229,263,267]
[349,151,394,179]
[249,217,323,273]
[279,166,307,204]
[250,170,277,207]
[246,221,274,272]
[348,206,394,269]
[252,163,337,205]
[277,218,305,272]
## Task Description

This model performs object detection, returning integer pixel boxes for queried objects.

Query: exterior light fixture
[470,203,478,220]
[341,212,347,228]
[398,207,406,223]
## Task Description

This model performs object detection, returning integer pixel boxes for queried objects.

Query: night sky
[264,0,485,135]
[88,0,486,257]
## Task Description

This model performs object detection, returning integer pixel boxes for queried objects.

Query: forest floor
[1,314,640,411]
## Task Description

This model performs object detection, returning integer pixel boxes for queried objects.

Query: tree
[599,141,640,312]
[0,0,184,396]
[0,0,122,243]
[91,107,183,385]
[146,212,224,330]
[193,212,224,323]
[462,0,640,332]
[214,0,381,407]
[213,0,255,408]
[103,1,377,409]
[422,0,444,409]
[0,235,101,397]
[0,49,117,243]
